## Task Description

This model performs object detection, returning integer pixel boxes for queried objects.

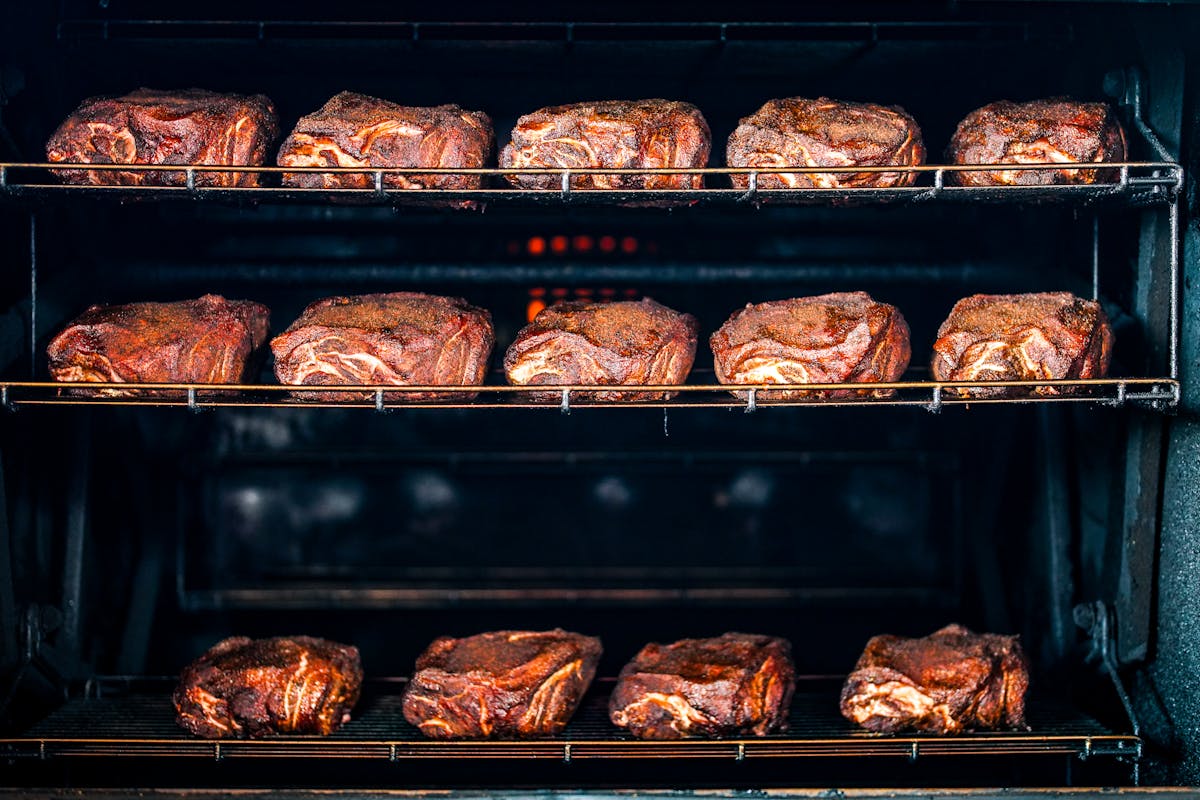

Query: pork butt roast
[931,292,1113,397]
[499,99,710,191]
[726,97,925,189]
[402,629,602,739]
[271,292,494,402]
[277,91,493,190]
[609,633,796,740]
[503,298,698,402]
[46,88,278,187]
[174,636,363,738]
[839,624,1029,734]
[947,99,1126,186]
[710,292,911,400]
[47,294,270,391]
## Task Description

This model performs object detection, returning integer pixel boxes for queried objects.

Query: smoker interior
[0,0,1196,793]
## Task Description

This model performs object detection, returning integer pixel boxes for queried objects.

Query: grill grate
[0,162,1182,208]
[0,379,1181,413]
[0,679,1139,762]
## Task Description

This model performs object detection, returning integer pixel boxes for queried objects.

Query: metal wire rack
[0,162,1182,207]
[0,678,1140,762]
[0,378,1179,413]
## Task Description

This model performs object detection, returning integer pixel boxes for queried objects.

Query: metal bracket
[1108,67,1175,163]
[1074,600,1141,738]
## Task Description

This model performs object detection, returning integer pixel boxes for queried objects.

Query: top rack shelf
[0,162,1183,208]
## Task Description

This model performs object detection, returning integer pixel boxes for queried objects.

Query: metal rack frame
[0,677,1141,763]
[0,378,1180,413]
[0,162,1183,207]
[53,19,1073,45]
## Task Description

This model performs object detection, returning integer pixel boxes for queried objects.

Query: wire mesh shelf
[0,678,1140,762]
[0,378,1180,413]
[0,162,1182,208]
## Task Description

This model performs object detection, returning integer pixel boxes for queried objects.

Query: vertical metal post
[1169,200,1180,380]
[60,415,90,664]
[0,457,16,676]
[1092,216,1101,301]
[29,213,36,376]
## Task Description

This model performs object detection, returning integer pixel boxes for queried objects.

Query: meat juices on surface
[46,294,270,393]
[839,624,1029,735]
[277,91,493,190]
[710,292,911,400]
[609,633,796,740]
[46,88,278,187]
[271,292,494,402]
[947,99,1126,186]
[726,97,925,189]
[402,629,602,739]
[503,298,698,402]
[499,99,710,190]
[931,292,1113,398]
[174,636,363,739]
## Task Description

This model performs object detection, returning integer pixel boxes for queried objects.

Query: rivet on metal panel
[563,743,572,763]
[561,171,572,201]
[375,388,385,413]
[908,741,919,763]
[560,388,571,415]
[744,387,757,414]
[736,742,746,761]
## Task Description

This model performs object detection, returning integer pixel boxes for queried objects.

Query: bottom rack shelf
[1,678,1139,763]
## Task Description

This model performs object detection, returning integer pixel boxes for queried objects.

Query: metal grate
[53,19,1071,45]
[0,678,1139,762]
[0,379,1180,413]
[0,162,1182,208]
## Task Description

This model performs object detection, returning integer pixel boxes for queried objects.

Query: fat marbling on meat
[47,294,270,390]
[500,99,710,191]
[931,292,1113,397]
[609,633,796,740]
[840,624,1029,734]
[726,97,925,189]
[710,292,911,399]
[271,292,494,402]
[504,298,697,402]
[277,91,493,191]
[947,98,1126,186]
[402,629,602,739]
[174,636,363,739]
[46,88,278,187]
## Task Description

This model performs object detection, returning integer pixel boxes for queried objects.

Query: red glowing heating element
[527,286,635,319]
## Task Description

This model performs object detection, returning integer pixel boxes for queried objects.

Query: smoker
[0,1,1197,798]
